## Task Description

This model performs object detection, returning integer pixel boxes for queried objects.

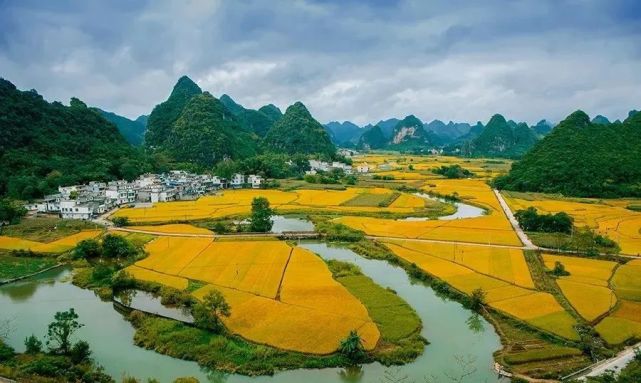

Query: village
[24,159,367,220]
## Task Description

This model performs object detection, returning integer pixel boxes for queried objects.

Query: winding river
[0,201,506,383]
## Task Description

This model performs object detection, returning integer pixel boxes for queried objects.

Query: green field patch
[341,192,399,207]
[504,346,582,365]
[2,217,101,242]
[0,253,57,281]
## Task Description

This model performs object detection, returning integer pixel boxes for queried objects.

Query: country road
[493,189,538,249]
[572,343,641,380]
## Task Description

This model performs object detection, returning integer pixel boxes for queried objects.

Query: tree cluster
[515,207,573,234]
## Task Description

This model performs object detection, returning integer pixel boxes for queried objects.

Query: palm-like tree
[339,330,364,362]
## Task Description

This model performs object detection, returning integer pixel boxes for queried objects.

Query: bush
[102,234,137,258]
[432,164,474,179]
[552,261,570,277]
[112,216,130,227]
[174,378,199,383]
[24,334,43,354]
[74,239,102,259]
[192,289,230,333]
[0,340,14,361]
[69,340,92,364]
[317,222,364,242]
[338,330,365,362]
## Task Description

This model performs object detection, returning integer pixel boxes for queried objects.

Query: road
[493,189,538,249]
[571,342,641,380]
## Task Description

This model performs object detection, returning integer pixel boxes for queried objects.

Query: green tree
[112,216,130,227]
[0,198,27,224]
[249,197,274,232]
[469,288,486,311]
[338,330,365,362]
[552,261,570,277]
[69,340,92,364]
[191,289,231,333]
[74,239,102,259]
[24,334,43,354]
[46,308,84,354]
[102,234,136,258]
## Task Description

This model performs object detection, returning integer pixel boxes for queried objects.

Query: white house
[248,175,263,189]
[59,200,98,220]
[230,173,245,188]
[105,185,136,205]
[356,163,370,173]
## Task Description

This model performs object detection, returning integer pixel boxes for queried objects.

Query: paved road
[493,189,538,249]
[573,343,641,380]
[366,235,529,250]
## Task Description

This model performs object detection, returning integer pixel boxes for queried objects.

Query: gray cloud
[1,0,640,126]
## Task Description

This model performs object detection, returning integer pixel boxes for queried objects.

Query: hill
[494,110,641,197]
[324,121,362,146]
[425,120,473,142]
[591,115,611,125]
[470,114,539,158]
[357,125,386,150]
[145,76,202,148]
[165,92,258,166]
[532,119,554,136]
[389,115,442,150]
[263,102,336,157]
[97,109,147,145]
[0,78,149,199]
[221,94,281,137]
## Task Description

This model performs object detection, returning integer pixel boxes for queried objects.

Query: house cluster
[26,171,264,220]
[305,159,365,175]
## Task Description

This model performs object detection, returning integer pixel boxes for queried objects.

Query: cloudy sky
[1,0,640,126]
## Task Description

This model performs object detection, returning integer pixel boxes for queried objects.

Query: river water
[0,201,506,383]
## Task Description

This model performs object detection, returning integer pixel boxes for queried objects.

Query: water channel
[0,200,506,383]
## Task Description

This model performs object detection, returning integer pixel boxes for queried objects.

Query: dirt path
[493,189,538,249]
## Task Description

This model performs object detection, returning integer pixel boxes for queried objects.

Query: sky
[1,0,640,126]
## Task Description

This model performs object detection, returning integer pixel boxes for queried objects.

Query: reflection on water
[338,365,364,383]
[400,193,487,221]
[0,266,66,302]
[115,289,194,323]
[466,314,486,334]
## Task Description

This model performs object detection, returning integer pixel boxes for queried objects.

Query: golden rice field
[338,212,521,246]
[383,241,578,339]
[125,265,188,290]
[504,192,641,256]
[128,237,379,354]
[124,224,213,235]
[611,259,641,301]
[542,254,617,321]
[596,300,641,345]
[352,154,512,179]
[0,230,102,253]
[112,188,432,223]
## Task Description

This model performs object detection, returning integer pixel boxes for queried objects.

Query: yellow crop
[504,193,641,256]
[596,300,641,344]
[383,241,578,339]
[611,259,641,301]
[30,230,102,253]
[0,236,42,250]
[127,224,213,235]
[124,265,188,290]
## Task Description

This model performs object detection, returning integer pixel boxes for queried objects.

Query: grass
[627,204,641,212]
[326,260,422,343]
[528,232,619,255]
[341,192,401,207]
[0,253,57,281]
[1,217,102,242]
[490,311,590,379]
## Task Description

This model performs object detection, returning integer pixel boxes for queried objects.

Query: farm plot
[0,236,42,251]
[0,230,103,254]
[114,187,432,223]
[383,241,578,339]
[542,254,618,321]
[596,300,641,345]
[611,259,641,301]
[127,237,380,354]
[504,193,641,256]
[125,224,213,235]
[338,213,521,246]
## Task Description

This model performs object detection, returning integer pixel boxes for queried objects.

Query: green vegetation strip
[327,260,421,342]
[341,192,398,207]
[2,217,101,242]
[0,254,57,281]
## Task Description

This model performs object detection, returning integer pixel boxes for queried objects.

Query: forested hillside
[0,78,151,199]
[264,102,335,157]
[165,92,258,166]
[97,109,147,145]
[469,114,539,158]
[494,110,641,197]
[357,125,386,150]
[145,76,202,147]
[220,94,282,137]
